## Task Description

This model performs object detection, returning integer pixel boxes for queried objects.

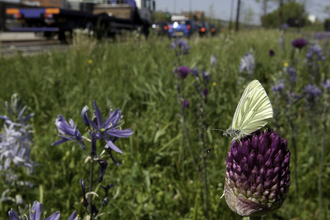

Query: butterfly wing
[231,80,273,135]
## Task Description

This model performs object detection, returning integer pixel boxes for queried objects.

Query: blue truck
[5,0,155,42]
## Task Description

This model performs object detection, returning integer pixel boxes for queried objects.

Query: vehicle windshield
[172,20,191,25]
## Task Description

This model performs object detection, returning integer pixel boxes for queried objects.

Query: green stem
[249,216,262,220]
[319,93,328,219]
[0,177,6,220]
[88,158,94,219]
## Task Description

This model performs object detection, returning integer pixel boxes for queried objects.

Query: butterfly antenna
[207,134,223,153]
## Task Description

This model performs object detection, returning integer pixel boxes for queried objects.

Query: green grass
[0,29,330,220]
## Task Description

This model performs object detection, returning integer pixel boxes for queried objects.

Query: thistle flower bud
[224,130,290,217]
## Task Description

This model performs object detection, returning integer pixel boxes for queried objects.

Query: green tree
[260,1,307,28]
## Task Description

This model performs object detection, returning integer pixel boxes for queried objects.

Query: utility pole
[189,0,192,19]
[278,0,283,28]
[229,0,234,31]
[235,0,241,32]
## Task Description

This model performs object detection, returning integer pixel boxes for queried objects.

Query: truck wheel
[58,31,66,43]
[43,31,55,39]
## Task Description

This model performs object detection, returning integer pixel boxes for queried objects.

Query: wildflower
[173,66,191,79]
[239,53,255,75]
[213,82,216,86]
[79,179,88,207]
[272,82,285,92]
[192,67,199,79]
[51,115,86,150]
[291,38,307,49]
[101,183,115,207]
[97,160,108,183]
[8,201,77,220]
[170,38,190,54]
[88,60,93,64]
[286,91,303,104]
[269,50,275,57]
[283,62,288,67]
[201,69,211,84]
[182,100,190,109]
[322,79,330,89]
[303,84,322,102]
[81,101,133,154]
[203,88,208,97]
[224,130,290,217]
[286,67,298,82]
[306,45,326,61]
[210,54,218,65]
[280,23,289,30]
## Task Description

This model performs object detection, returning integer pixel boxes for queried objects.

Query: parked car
[167,19,196,38]
[209,24,219,36]
[151,21,170,35]
[195,21,210,37]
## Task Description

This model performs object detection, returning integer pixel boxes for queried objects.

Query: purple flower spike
[170,38,190,54]
[269,50,275,57]
[280,23,289,30]
[52,115,86,149]
[101,183,115,207]
[272,82,285,92]
[291,38,307,49]
[182,100,190,109]
[322,79,330,89]
[286,67,298,83]
[97,160,108,183]
[84,101,134,154]
[79,179,88,207]
[201,69,211,84]
[8,209,19,220]
[192,67,199,78]
[8,200,76,220]
[203,88,208,96]
[303,84,322,102]
[174,66,191,79]
[81,106,90,126]
[30,201,43,220]
[224,130,290,217]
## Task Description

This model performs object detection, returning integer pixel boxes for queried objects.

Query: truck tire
[96,17,110,40]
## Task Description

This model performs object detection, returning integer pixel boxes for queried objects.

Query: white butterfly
[223,79,273,141]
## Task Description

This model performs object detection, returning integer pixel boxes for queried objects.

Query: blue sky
[155,0,329,24]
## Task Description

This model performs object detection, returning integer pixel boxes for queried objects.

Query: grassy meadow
[1,29,330,220]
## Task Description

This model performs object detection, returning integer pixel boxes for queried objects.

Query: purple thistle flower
[224,130,290,217]
[174,66,191,79]
[269,50,275,57]
[97,160,108,183]
[203,88,208,97]
[82,101,134,154]
[51,115,86,149]
[303,84,322,102]
[8,201,77,220]
[272,82,285,92]
[182,100,190,109]
[291,38,307,49]
[322,79,330,89]
[286,67,298,82]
